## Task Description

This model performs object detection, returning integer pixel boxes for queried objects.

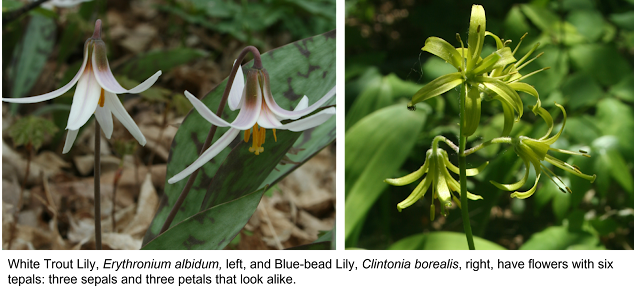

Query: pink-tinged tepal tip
[92,19,102,39]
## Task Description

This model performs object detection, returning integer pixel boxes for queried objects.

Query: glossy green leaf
[116,48,208,78]
[592,136,634,196]
[144,31,335,245]
[388,232,506,250]
[142,187,266,250]
[609,74,634,102]
[609,11,634,30]
[7,14,56,99]
[595,98,634,162]
[569,44,632,87]
[567,10,605,42]
[346,77,392,130]
[520,226,603,250]
[590,218,619,236]
[520,4,559,32]
[345,103,427,241]
[561,72,603,110]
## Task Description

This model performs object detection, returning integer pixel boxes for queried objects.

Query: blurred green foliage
[159,0,335,48]
[346,0,634,250]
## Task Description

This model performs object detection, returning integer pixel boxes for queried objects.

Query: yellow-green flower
[385,145,488,219]
[411,5,547,137]
[411,5,519,136]
[491,103,596,198]
[479,32,549,136]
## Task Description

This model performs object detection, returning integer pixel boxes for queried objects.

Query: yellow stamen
[98,88,105,107]
[245,123,271,155]
[244,128,251,142]
[273,129,277,142]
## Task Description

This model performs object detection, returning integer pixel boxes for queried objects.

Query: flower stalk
[94,121,102,250]
[159,46,263,234]
[458,83,475,250]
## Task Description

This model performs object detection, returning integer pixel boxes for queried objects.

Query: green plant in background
[392,4,593,250]
[159,0,335,48]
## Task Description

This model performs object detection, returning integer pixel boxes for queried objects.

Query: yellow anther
[244,128,251,142]
[245,123,270,155]
[98,88,105,107]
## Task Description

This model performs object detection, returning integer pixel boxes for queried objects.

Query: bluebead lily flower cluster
[386,4,595,220]
[385,137,488,219]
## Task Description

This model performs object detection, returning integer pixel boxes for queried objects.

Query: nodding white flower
[2,19,161,153]
[36,0,93,9]
[491,103,596,198]
[168,64,336,184]
[385,146,488,220]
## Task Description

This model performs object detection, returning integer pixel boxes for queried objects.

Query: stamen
[273,129,277,142]
[244,128,251,142]
[512,32,529,55]
[98,88,105,107]
[516,52,544,71]
[540,163,570,193]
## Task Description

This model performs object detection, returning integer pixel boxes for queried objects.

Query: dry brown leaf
[122,174,158,237]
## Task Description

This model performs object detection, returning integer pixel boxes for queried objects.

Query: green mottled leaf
[388,232,505,250]
[520,226,603,250]
[142,187,266,250]
[200,130,302,210]
[143,31,335,245]
[7,14,56,99]
[332,216,337,251]
[116,48,208,79]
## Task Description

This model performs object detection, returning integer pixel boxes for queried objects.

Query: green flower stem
[464,137,513,156]
[459,83,475,250]
[432,135,459,153]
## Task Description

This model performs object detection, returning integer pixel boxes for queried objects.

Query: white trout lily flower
[168,64,336,184]
[2,19,161,153]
